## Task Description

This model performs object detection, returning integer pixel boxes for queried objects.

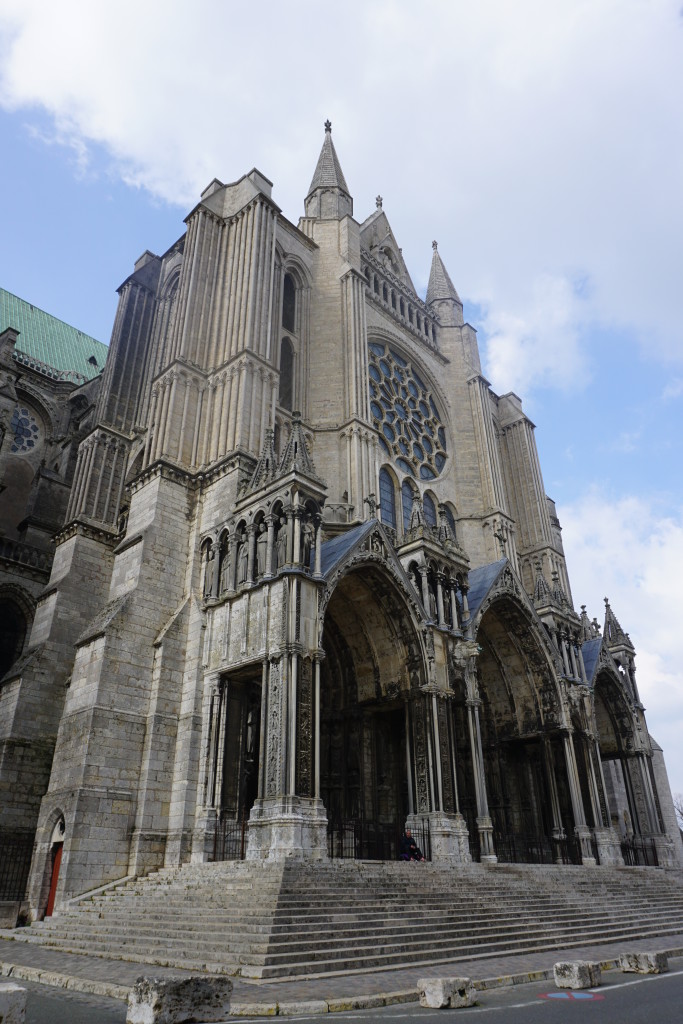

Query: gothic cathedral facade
[2,124,681,921]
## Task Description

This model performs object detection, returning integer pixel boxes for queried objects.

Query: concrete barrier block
[417,977,476,1008]
[619,951,669,974]
[126,976,232,1024]
[553,961,601,989]
[0,982,27,1024]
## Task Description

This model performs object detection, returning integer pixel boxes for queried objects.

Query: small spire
[579,604,597,641]
[375,195,383,209]
[551,570,568,608]
[305,122,352,219]
[426,242,461,308]
[247,427,279,492]
[603,597,633,649]
[533,559,552,606]
[278,412,321,480]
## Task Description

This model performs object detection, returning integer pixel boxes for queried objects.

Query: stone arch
[593,666,652,839]
[319,559,428,841]
[0,586,34,678]
[463,592,571,855]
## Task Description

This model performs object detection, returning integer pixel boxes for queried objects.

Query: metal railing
[0,834,34,900]
[211,814,248,861]
[327,817,431,862]
[490,831,585,866]
[621,835,659,867]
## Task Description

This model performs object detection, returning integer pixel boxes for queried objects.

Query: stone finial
[324,119,332,133]
[375,195,383,209]
[432,240,438,250]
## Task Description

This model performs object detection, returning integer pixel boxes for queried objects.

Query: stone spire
[247,427,279,492]
[579,604,598,641]
[426,241,463,326]
[278,412,321,480]
[305,121,353,220]
[603,597,633,649]
[533,559,552,607]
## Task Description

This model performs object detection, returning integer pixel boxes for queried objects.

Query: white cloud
[560,490,683,794]
[1,1,682,400]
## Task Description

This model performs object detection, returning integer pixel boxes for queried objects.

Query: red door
[45,843,63,917]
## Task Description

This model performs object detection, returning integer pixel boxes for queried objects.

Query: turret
[426,241,463,327]
[304,121,353,220]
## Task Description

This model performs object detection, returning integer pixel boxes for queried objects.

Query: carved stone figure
[276,516,287,568]
[256,523,268,576]
[236,533,248,584]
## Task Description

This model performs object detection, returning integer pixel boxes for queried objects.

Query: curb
[2,947,682,1015]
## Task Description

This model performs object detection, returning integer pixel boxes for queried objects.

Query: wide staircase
[13,861,683,979]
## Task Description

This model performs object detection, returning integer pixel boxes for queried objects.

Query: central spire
[305,121,353,220]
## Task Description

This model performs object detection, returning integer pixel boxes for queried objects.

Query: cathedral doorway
[320,565,422,859]
[468,599,575,863]
[209,671,262,859]
[594,671,660,864]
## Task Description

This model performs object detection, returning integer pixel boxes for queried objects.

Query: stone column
[246,525,257,585]
[313,513,323,578]
[436,574,446,626]
[419,567,430,616]
[264,514,276,579]
[542,737,566,862]
[466,697,496,862]
[562,731,596,865]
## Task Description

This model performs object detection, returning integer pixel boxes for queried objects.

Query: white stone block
[619,951,669,974]
[417,977,476,1008]
[0,983,27,1024]
[126,976,232,1024]
[553,961,601,989]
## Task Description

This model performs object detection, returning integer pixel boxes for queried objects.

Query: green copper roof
[0,288,108,384]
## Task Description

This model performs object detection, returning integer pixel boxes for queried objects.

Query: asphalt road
[15,967,683,1023]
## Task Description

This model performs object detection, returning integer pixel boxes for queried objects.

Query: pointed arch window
[279,337,294,411]
[379,467,396,529]
[401,480,414,530]
[423,493,437,527]
[282,273,296,332]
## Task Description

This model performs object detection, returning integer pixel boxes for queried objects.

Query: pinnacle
[426,244,461,306]
[306,121,350,197]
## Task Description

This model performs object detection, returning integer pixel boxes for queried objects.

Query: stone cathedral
[1,123,681,923]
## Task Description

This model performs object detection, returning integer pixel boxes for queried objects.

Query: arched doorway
[594,670,662,864]
[320,564,425,858]
[467,597,575,863]
[0,595,29,678]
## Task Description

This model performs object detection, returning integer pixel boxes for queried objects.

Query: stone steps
[22,861,683,979]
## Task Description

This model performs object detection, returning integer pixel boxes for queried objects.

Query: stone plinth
[126,976,232,1024]
[553,961,601,989]
[417,977,476,1008]
[0,983,26,1024]
[619,951,669,974]
[246,796,328,861]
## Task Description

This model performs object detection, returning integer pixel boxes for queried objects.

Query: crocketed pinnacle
[426,242,461,306]
[603,597,633,649]
[247,427,279,492]
[278,412,320,479]
[306,121,350,197]
[533,559,552,606]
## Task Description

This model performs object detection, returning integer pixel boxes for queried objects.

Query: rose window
[368,343,447,480]
[9,406,40,454]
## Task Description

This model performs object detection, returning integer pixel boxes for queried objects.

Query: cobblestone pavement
[2,931,683,1014]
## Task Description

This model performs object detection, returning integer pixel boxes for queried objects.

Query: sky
[1,1,682,798]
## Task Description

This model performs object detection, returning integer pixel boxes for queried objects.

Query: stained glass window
[368,344,447,478]
[9,406,39,454]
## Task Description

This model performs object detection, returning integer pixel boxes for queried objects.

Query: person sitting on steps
[399,827,424,861]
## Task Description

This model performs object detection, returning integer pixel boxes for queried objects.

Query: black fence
[327,818,431,862]
[489,831,586,866]
[211,814,248,861]
[621,835,659,867]
[0,834,34,901]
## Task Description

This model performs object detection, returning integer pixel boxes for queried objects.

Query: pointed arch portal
[320,564,425,856]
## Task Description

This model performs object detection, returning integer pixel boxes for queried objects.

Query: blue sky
[1,1,682,796]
